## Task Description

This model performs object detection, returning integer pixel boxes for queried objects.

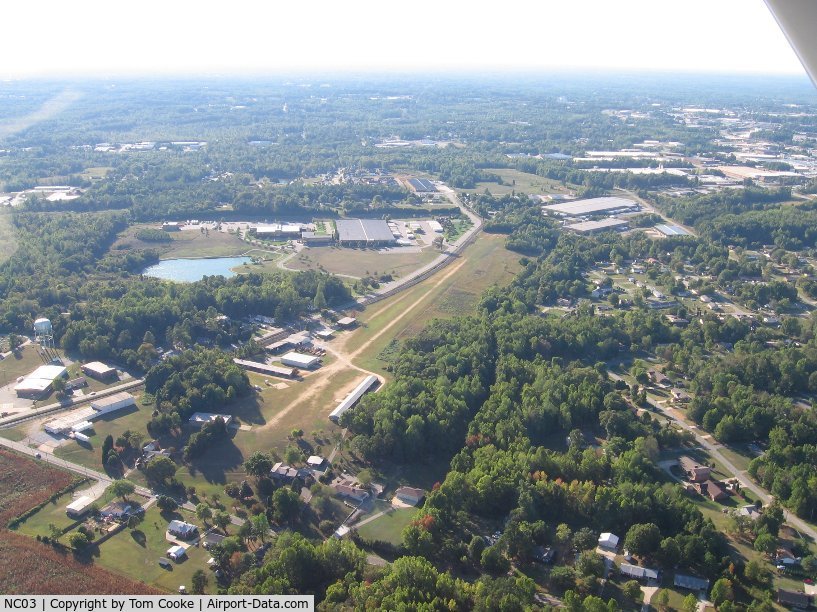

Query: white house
[598,532,620,550]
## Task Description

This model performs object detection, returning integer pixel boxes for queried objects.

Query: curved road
[608,370,817,542]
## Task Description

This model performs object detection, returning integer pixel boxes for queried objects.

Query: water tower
[33,317,53,349]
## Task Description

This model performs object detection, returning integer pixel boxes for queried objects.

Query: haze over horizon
[0,0,807,80]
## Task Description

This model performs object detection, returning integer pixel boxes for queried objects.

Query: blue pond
[143,257,251,282]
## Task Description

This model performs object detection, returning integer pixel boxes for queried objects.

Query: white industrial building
[91,392,136,415]
[253,223,302,239]
[427,220,444,233]
[329,375,378,423]
[81,361,118,381]
[542,196,639,218]
[45,407,97,435]
[565,218,629,234]
[14,364,68,399]
[280,352,320,369]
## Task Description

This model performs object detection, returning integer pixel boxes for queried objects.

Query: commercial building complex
[335,219,396,247]
[565,218,629,234]
[542,196,639,218]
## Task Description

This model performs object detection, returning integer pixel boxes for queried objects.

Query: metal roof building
[655,224,692,237]
[329,375,378,423]
[407,178,437,192]
[280,352,320,369]
[66,495,95,518]
[91,392,136,415]
[542,196,639,217]
[620,563,659,581]
[15,364,68,398]
[233,358,297,378]
[81,361,117,380]
[189,412,233,427]
[566,218,629,234]
[335,219,395,246]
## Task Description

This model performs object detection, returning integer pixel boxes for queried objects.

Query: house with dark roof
[694,479,727,502]
[678,456,712,482]
[777,589,811,609]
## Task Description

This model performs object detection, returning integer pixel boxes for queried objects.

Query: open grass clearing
[286,245,438,279]
[15,484,116,540]
[80,167,113,180]
[356,507,417,545]
[0,343,56,389]
[110,225,250,260]
[343,233,521,374]
[462,168,574,196]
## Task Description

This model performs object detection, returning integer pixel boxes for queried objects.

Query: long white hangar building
[329,375,379,423]
[542,196,639,218]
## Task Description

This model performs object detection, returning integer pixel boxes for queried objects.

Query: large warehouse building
[15,364,68,399]
[91,392,136,416]
[406,178,437,193]
[542,196,639,218]
[335,219,396,247]
[566,218,629,234]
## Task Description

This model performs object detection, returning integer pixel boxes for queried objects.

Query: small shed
[598,532,619,550]
[395,486,426,506]
[167,545,186,561]
[66,495,95,518]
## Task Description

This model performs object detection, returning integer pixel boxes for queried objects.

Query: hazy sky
[0,0,806,79]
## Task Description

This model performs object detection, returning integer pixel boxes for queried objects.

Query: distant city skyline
[0,0,807,79]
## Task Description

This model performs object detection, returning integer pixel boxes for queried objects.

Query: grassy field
[0,209,17,266]
[46,361,355,498]
[286,245,438,279]
[111,226,250,260]
[0,449,158,594]
[0,343,54,389]
[356,507,417,545]
[345,233,522,373]
[15,484,116,539]
[80,167,113,181]
[462,168,573,196]
[94,505,214,594]
[0,448,76,526]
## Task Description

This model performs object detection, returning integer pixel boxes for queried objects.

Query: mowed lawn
[462,168,574,196]
[0,344,54,389]
[94,505,213,594]
[286,245,438,279]
[346,233,521,373]
[15,484,117,539]
[356,507,417,545]
[111,226,250,259]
